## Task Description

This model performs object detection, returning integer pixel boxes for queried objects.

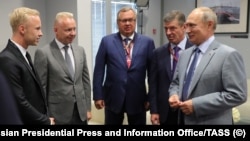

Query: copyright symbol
[233,129,245,138]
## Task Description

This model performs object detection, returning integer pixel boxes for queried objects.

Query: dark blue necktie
[124,37,130,45]
[182,48,200,101]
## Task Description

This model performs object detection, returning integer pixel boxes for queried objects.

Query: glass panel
[91,0,106,68]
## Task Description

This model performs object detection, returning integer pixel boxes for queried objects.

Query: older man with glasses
[93,6,155,125]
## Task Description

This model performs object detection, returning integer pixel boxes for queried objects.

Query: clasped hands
[169,94,194,115]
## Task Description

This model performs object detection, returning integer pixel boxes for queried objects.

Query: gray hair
[198,7,217,30]
[54,12,74,25]
[116,7,137,21]
[163,10,186,26]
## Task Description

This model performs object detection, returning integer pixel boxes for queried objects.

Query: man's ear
[19,24,25,35]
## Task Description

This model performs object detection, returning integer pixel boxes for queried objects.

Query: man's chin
[168,39,174,42]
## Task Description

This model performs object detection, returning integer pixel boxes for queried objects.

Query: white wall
[0,0,24,49]
[140,0,162,47]
[77,0,93,84]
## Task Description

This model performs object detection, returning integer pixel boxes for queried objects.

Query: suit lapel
[188,41,219,98]
[7,40,46,101]
[50,40,74,81]
[114,33,128,68]
[179,46,195,93]
[163,43,172,80]
[165,40,193,80]
[130,33,143,69]
[8,41,37,79]
[72,44,78,80]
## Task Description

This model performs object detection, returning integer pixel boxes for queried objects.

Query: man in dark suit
[0,70,23,124]
[34,12,91,125]
[0,7,54,125]
[149,10,192,125]
[169,7,247,125]
[93,7,155,125]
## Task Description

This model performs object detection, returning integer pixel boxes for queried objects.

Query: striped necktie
[172,46,181,78]
[64,46,74,79]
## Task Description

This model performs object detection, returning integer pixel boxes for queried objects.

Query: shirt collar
[10,39,27,57]
[121,33,135,41]
[170,36,187,50]
[55,38,70,49]
[197,35,215,54]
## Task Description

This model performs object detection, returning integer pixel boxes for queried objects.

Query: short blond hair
[9,7,40,33]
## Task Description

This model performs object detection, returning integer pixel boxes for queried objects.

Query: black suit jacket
[0,39,50,124]
[0,70,23,124]
[149,40,193,123]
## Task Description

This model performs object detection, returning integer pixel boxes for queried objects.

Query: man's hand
[169,94,181,109]
[94,100,105,109]
[87,111,92,121]
[144,101,150,111]
[151,114,160,125]
[179,99,194,115]
[50,117,55,125]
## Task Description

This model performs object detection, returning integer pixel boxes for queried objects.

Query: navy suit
[149,40,192,124]
[0,39,50,124]
[93,32,155,124]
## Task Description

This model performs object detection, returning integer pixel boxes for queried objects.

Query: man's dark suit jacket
[0,70,23,124]
[0,39,50,124]
[149,40,193,124]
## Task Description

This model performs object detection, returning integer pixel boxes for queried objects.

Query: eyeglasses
[119,18,136,23]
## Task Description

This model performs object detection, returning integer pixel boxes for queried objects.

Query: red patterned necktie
[172,46,181,78]
[124,38,131,68]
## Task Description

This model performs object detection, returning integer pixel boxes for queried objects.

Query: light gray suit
[169,40,247,125]
[34,39,91,124]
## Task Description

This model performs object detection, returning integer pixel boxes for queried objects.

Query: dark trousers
[179,111,185,125]
[104,108,146,125]
[57,103,87,125]
[161,110,178,125]
[70,103,87,125]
